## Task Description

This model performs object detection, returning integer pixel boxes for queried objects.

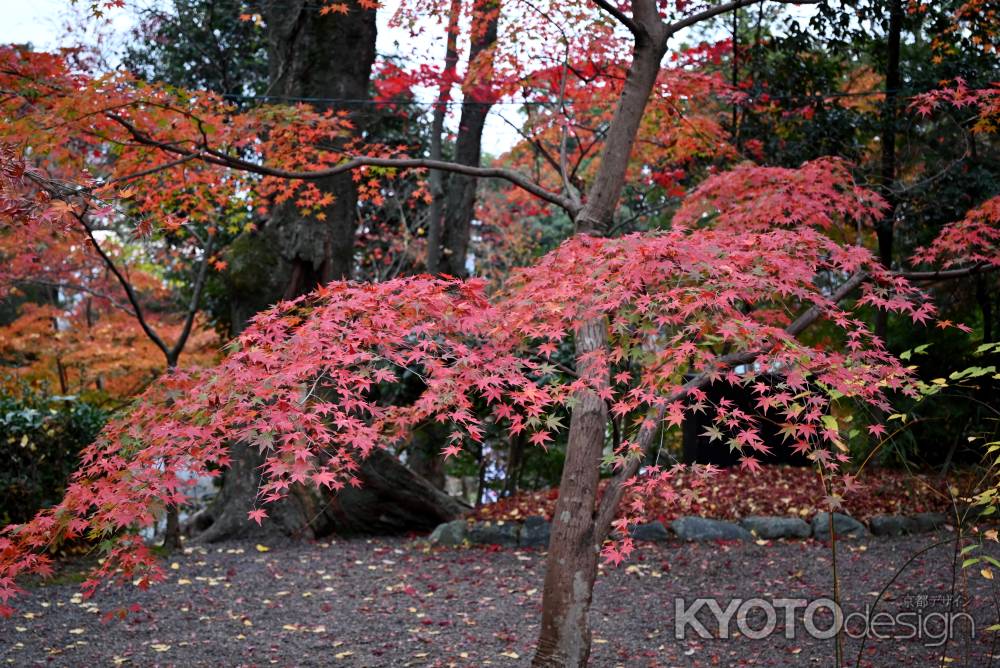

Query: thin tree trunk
[731,6,740,150]
[162,354,182,552]
[440,0,500,277]
[425,0,463,274]
[532,17,667,664]
[503,432,525,497]
[875,0,902,342]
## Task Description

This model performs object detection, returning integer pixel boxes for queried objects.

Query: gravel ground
[2,530,998,667]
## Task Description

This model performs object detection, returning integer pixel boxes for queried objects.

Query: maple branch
[17,278,136,316]
[664,0,819,40]
[897,263,995,282]
[495,114,565,181]
[103,155,198,186]
[75,211,172,361]
[107,114,582,216]
[169,233,215,363]
[592,0,641,37]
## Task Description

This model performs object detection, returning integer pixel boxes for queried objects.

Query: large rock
[912,512,948,532]
[812,512,868,540]
[671,517,752,542]
[468,521,520,546]
[429,519,468,546]
[630,521,670,542]
[740,516,811,539]
[519,516,551,548]
[869,515,919,537]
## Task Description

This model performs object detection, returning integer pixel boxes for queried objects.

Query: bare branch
[897,263,995,282]
[169,233,215,362]
[107,113,582,217]
[17,278,136,316]
[665,0,818,40]
[75,211,172,360]
[593,0,641,37]
[103,154,198,186]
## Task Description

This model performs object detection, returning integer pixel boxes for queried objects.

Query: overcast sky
[0,1,817,156]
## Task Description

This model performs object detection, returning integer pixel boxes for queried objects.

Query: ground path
[1,531,997,667]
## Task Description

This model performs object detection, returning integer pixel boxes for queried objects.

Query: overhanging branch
[107,114,582,217]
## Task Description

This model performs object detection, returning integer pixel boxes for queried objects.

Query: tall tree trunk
[408,0,464,486]
[532,18,667,664]
[439,0,500,277]
[198,2,466,542]
[261,0,377,288]
[875,0,902,342]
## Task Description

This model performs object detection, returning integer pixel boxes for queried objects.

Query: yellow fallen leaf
[255,544,270,552]
[500,651,520,659]
[69,628,84,635]
[176,579,192,585]
[170,563,180,570]
[150,644,170,652]
[282,624,299,631]
[983,568,994,580]
[334,651,354,660]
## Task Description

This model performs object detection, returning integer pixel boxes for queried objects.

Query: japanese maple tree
[2,1,1000,667]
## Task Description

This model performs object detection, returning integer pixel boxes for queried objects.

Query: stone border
[428,511,954,547]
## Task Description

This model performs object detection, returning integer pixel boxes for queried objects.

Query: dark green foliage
[121,0,268,98]
[0,387,107,524]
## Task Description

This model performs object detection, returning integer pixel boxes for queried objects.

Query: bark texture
[313,449,469,535]
[261,0,377,290]
[533,319,609,667]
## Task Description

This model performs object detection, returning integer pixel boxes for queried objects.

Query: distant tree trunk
[439,0,500,277]
[875,0,902,342]
[502,433,525,497]
[410,0,499,484]
[425,0,463,275]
